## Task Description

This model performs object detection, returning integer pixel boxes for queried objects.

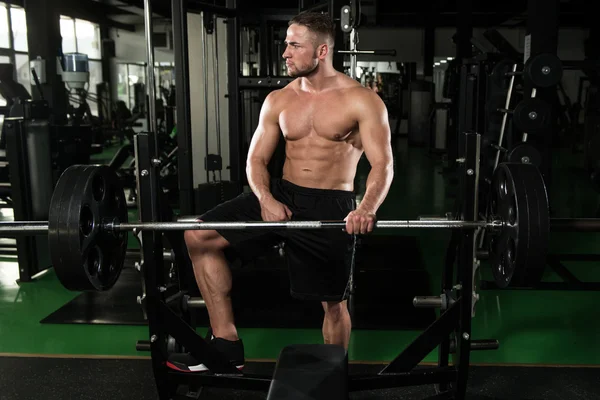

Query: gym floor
[0,136,599,399]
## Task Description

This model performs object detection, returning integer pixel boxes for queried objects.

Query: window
[0,4,30,100]
[87,61,103,115]
[155,63,175,104]
[60,16,103,116]
[10,7,26,52]
[117,63,129,105]
[60,16,77,53]
[116,63,175,112]
[117,62,146,112]
[75,19,101,59]
[127,64,145,111]
[0,55,10,106]
[15,54,30,95]
[0,5,106,117]
[60,16,101,60]
[0,4,8,49]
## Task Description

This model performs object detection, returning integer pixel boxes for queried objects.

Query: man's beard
[287,60,318,78]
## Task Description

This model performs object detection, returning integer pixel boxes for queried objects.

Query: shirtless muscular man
[167,11,393,373]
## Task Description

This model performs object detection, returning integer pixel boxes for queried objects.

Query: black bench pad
[267,344,348,400]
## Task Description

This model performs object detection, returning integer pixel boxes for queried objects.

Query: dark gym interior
[0,0,598,399]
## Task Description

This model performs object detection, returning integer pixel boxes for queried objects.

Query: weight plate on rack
[524,53,563,88]
[507,143,543,167]
[513,98,551,133]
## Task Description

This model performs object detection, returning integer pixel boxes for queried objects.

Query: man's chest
[278,94,357,141]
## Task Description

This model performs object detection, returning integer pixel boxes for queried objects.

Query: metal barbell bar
[0,219,499,236]
[0,221,49,234]
[112,219,499,231]
[1,218,599,236]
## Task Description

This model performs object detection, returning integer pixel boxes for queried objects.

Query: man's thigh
[284,229,356,301]
[200,192,282,260]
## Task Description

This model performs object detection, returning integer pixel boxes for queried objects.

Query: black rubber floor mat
[1,356,598,400]
[40,266,146,325]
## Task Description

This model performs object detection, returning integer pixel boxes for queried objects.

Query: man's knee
[323,300,348,321]
[184,221,228,255]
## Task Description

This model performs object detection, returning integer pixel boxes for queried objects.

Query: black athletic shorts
[200,179,357,302]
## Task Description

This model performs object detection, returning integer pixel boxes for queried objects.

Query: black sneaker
[166,337,245,373]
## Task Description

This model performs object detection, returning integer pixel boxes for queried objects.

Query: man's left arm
[345,90,394,234]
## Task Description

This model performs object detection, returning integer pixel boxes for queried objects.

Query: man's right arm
[245,90,282,203]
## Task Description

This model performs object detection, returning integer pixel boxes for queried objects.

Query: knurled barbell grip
[109,220,495,232]
[0,221,49,234]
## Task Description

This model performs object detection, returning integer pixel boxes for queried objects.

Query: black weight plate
[513,98,551,133]
[507,143,543,167]
[61,167,97,291]
[65,167,104,291]
[98,166,129,288]
[512,164,549,286]
[524,53,563,88]
[49,165,93,291]
[488,163,531,288]
[54,165,128,291]
[78,165,128,291]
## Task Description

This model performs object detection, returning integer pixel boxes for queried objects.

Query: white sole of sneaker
[192,364,245,372]
[167,362,244,373]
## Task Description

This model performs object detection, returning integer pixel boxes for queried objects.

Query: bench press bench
[267,344,348,400]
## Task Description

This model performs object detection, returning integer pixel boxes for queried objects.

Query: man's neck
[299,62,337,92]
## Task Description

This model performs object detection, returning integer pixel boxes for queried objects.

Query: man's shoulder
[332,74,372,94]
[334,72,363,90]
[341,81,381,104]
[261,82,298,118]
[265,81,298,102]
[333,78,385,115]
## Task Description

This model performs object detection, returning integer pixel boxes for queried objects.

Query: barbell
[1,162,594,293]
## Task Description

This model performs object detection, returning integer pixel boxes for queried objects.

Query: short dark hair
[289,11,336,47]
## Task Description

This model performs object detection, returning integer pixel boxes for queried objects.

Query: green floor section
[0,138,599,366]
